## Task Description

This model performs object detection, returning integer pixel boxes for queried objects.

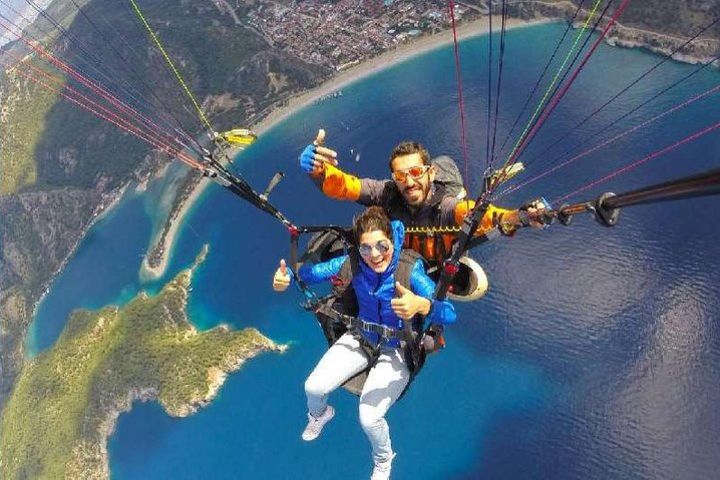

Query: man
[299,130,550,264]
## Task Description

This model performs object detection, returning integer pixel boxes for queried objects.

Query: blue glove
[299,144,317,173]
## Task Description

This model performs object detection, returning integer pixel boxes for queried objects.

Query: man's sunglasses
[358,240,392,257]
[391,165,430,183]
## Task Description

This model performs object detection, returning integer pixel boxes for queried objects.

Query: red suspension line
[554,120,720,204]
[5,60,203,170]
[498,83,720,199]
[6,53,195,164]
[0,17,196,156]
[506,0,632,169]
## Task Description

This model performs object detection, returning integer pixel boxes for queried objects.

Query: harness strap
[394,249,427,376]
[315,302,401,341]
[339,247,360,285]
[312,248,435,399]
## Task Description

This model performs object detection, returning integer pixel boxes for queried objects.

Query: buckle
[357,319,395,340]
[380,325,394,339]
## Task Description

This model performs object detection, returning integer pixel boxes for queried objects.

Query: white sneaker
[370,452,396,480]
[301,405,335,441]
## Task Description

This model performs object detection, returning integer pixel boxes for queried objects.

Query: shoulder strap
[396,248,427,338]
[396,249,423,288]
[336,248,361,287]
[398,248,428,379]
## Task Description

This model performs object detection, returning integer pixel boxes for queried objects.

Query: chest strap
[315,301,400,341]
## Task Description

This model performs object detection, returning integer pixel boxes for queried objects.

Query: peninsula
[0,245,286,479]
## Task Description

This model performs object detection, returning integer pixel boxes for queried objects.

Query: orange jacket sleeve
[311,163,362,201]
[454,200,518,236]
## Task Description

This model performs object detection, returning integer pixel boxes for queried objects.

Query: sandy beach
[252,16,552,136]
[140,15,552,280]
[140,177,206,280]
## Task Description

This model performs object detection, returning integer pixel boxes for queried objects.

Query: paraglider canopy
[216,128,258,146]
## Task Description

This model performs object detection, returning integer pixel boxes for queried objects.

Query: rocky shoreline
[87,335,287,477]
[0,246,288,479]
[507,1,719,64]
[606,20,719,65]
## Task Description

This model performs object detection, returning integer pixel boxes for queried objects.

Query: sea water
[24,23,720,479]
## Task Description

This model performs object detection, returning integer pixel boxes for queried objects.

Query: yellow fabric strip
[455,201,517,235]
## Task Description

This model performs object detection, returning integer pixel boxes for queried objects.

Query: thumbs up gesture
[299,128,338,175]
[391,282,431,320]
[273,259,291,292]
[314,128,326,147]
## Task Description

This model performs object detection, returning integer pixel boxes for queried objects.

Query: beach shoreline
[140,15,551,280]
[141,12,718,280]
[140,174,205,281]
[252,16,553,136]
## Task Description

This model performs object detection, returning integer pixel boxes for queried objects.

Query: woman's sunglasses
[358,240,392,257]
[391,165,430,183]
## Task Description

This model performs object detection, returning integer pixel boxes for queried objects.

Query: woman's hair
[353,206,393,244]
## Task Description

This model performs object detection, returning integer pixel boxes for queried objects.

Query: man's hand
[272,259,291,292]
[520,197,554,229]
[298,129,338,175]
[391,282,431,320]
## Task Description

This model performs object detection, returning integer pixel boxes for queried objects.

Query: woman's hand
[273,259,291,292]
[391,282,431,320]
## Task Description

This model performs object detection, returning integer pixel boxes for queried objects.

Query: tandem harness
[308,246,444,399]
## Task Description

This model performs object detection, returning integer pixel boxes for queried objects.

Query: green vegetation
[0,246,284,479]
[0,68,60,194]
[0,0,322,411]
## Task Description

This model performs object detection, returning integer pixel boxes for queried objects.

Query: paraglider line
[555,120,720,204]
[447,0,470,188]
[488,0,509,170]
[523,15,720,171]
[496,0,587,156]
[503,0,606,165]
[0,14,189,155]
[128,0,214,133]
[497,83,720,198]
[7,55,199,163]
[506,0,632,170]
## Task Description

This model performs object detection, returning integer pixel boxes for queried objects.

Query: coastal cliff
[501,0,720,63]
[0,246,286,479]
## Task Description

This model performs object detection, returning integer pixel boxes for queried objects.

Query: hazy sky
[0,0,36,45]
[1,0,27,22]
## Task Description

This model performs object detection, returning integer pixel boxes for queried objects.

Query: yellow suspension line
[501,0,605,170]
[128,0,214,133]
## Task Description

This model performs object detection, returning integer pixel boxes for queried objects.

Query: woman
[273,206,456,480]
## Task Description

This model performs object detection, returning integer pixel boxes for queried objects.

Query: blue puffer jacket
[298,221,456,347]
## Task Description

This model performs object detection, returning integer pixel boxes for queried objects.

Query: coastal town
[245,0,479,71]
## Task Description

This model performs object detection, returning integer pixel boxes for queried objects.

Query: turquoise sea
[26,23,720,479]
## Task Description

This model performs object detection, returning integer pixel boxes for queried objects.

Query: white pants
[305,332,410,463]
